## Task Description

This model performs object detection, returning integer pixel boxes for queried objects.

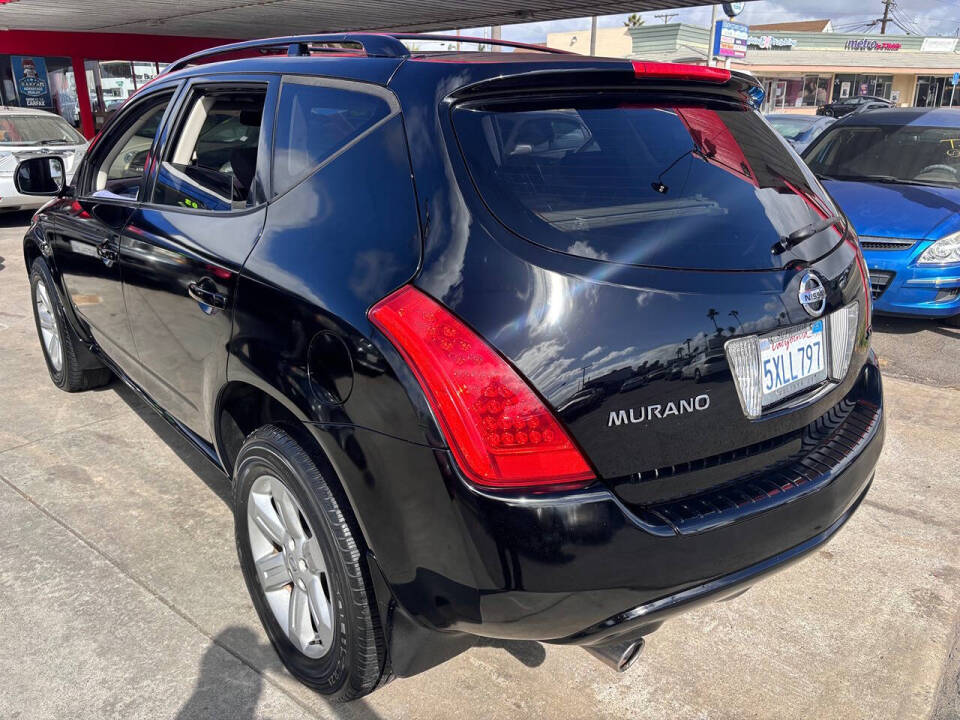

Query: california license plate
[759,320,827,407]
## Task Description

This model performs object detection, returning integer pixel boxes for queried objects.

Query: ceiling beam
[0,1,754,39]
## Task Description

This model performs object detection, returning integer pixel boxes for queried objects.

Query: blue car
[803,108,960,326]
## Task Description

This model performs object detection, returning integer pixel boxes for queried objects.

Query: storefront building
[0,30,229,137]
[624,22,960,114]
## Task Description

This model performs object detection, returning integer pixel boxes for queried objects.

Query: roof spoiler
[448,61,765,108]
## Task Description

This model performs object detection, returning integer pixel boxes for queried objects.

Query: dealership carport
[1,0,725,36]
[0,0,733,138]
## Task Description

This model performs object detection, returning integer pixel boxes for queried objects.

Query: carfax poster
[11,56,53,108]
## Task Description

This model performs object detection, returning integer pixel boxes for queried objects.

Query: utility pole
[654,12,679,24]
[589,15,598,55]
[707,4,718,66]
[880,0,893,34]
[491,25,501,51]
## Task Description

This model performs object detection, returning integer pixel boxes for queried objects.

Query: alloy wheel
[247,475,335,658]
[35,279,63,373]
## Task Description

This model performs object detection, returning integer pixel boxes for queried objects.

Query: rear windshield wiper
[822,173,953,188]
[772,214,844,255]
[861,174,955,188]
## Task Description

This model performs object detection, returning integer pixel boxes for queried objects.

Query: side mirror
[14,156,66,196]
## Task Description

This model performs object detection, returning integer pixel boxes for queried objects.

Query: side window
[272,80,393,197]
[87,91,173,201]
[153,86,266,212]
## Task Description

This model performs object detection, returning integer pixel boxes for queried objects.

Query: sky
[444,0,960,44]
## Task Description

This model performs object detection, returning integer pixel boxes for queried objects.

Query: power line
[893,8,925,35]
[654,12,678,24]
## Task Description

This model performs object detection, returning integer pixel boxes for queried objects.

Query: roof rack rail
[164,31,568,74]
[164,33,410,74]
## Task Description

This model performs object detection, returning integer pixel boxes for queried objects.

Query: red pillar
[71,56,95,139]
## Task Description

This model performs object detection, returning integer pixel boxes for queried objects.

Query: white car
[0,107,88,211]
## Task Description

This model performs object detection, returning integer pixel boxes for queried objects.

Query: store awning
[0,0,745,38]
[733,50,960,75]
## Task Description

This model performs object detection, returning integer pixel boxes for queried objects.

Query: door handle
[96,239,118,266]
[188,278,228,312]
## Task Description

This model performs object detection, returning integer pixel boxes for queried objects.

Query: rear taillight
[631,61,731,84]
[369,286,594,490]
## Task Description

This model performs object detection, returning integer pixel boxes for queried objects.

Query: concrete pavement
[0,212,958,719]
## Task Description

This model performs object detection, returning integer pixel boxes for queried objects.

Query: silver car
[766,114,836,154]
[0,107,88,211]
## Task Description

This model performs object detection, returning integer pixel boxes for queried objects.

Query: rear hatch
[439,66,870,495]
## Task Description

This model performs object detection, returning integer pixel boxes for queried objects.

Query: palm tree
[729,310,743,331]
[707,308,721,334]
[624,13,645,28]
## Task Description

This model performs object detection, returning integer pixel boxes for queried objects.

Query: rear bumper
[557,462,875,647]
[341,358,884,645]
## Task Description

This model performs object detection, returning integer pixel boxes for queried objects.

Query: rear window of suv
[452,97,834,271]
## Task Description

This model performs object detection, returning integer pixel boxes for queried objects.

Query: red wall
[1,29,233,137]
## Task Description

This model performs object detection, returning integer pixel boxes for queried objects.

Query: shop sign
[714,20,748,58]
[11,56,53,108]
[844,39,901,51]
[747,35,797,50]
[921,37,958,52]
[722,2,745,18]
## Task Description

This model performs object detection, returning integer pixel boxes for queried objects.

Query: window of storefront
[760,74,832,110]
[84,60,162,131]
[915,76,960,108]
[0,54,82,129]
[833,74,894,101]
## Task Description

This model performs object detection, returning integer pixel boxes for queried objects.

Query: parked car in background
[804,107,960,327]
[817,95,893,118]
[0,107,87,211]
[16,33,883,701]
[680,344,727,383]
[766,113,835,153]
[849,99,896,116]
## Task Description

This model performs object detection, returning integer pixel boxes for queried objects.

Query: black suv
[17,34,884,701]
[817,95,893,117]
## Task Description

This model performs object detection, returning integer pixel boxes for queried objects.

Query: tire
[233,425,387,701]
[694,369,702,383]
[29,257,112,392]
[944,313,960,328]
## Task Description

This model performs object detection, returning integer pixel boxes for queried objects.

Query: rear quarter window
[272,79,395,197]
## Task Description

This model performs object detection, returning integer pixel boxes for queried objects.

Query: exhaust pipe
[584,637,644,672]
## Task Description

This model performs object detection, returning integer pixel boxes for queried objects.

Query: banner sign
[921,37,958,52]
[747,35,797,50]
[11,56,53,108]
[714,20,748,59]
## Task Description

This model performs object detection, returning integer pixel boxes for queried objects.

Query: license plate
[759,320,827,407]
